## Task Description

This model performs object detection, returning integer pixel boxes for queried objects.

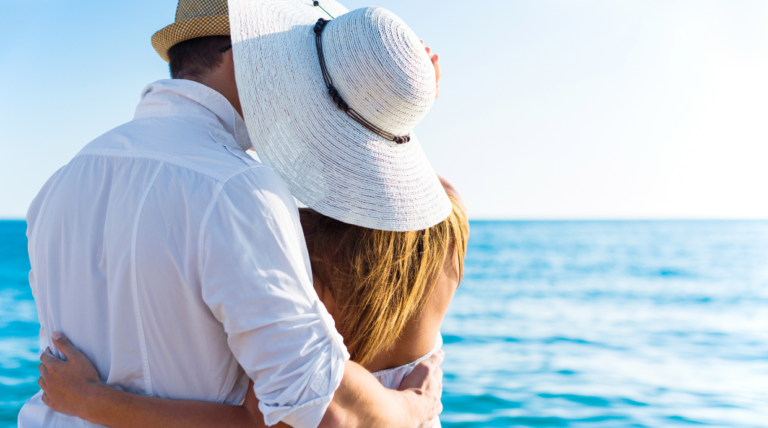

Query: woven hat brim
[230,0,452,232]
[152,15,230,63]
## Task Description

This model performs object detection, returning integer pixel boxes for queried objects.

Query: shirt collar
[135,79,253,152]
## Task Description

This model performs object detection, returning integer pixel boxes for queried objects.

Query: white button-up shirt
[19,79,349,428]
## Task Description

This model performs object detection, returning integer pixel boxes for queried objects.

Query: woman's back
[299,186,468,378]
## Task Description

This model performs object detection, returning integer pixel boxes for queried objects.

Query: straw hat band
[315,18,411,144]
[321,8,436,137]
[152,0,230,63]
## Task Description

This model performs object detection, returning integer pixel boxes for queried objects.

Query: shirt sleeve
[199,166,349,428]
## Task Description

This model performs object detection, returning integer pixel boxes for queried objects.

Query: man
[19,1,443,427]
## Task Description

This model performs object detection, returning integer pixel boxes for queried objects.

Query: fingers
[41,391,59,414]
[422,349,444,368]
[51,332,82,361]
[428,48,441,99]
[436,367,444,396]
[433,349,445,364]
[405,350,444,389]
[38,362,49,378]
[38,376,47,390]
[40,347,61,367]
[425,46,440,67]
[421,40,437,62]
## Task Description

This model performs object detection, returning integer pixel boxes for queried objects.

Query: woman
[39,0,466,426]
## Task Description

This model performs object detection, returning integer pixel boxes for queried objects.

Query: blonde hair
[300,196,469,365]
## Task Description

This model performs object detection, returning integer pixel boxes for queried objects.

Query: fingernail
[52,332,62,341]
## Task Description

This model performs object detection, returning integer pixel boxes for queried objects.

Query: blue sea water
[2,220,768,427]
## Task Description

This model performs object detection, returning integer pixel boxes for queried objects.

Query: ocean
[1,220,767,427]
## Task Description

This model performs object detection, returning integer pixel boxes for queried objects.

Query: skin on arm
[38,334,278,428]
[38,333,443,428]
[316,354,443,428]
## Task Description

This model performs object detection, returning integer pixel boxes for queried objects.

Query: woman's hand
[38,332,108,419]
[422,40,441,99]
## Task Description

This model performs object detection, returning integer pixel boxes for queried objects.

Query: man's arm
[38,334,442,428]
[318,358,443,428]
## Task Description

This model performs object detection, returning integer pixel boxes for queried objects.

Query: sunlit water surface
[2,220,767,427]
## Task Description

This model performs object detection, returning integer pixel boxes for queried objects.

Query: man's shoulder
[76,116,260,183]
[219,164,295,205]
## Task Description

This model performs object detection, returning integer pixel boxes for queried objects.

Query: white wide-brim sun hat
[229,0,452,232]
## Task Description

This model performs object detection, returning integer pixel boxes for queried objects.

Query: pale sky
[2,0,767,219]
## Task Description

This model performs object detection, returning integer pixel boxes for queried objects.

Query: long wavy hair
[300,196,469,365]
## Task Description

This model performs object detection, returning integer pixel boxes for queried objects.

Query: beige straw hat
[230,0,452,232]
[152,0,230,63]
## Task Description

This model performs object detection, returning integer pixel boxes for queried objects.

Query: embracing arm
[319,356,442,428]
[38,334,277,428]
[38,333,442,428]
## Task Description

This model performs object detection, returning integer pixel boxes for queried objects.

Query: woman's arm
[38,334,281,428]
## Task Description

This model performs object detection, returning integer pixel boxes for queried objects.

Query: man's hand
[422,40,441,99]
[398,349,445,428]
[320,352,445,428]
[38,332,107,419]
